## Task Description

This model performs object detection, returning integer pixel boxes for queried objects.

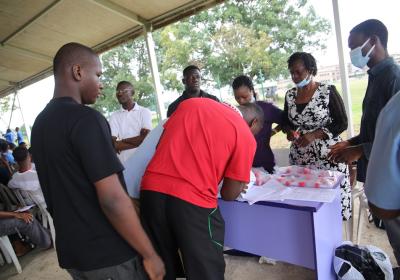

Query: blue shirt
[2,151,15,165]
[4,132,14,144]
[17,131,23,144]
[349,57,400,182]
[365,91,400,210]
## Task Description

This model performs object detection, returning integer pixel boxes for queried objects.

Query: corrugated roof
[0,0,223,96]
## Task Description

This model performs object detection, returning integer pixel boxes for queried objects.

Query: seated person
[0,140,16,165]
[8,147,46,207]
[0,211,51,255]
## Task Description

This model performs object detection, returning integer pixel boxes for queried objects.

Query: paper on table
[240,178,338,204]
[240,179,292,205]
[285,187,337,203]
[14,205,35,212]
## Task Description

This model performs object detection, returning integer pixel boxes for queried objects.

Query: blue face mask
[350,38,375,69]
[296,75,311,88]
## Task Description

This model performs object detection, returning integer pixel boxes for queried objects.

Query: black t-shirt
[31,97,136,271]
[166,90,220,117]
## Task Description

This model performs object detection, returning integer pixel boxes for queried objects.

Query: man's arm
[220,177,247,201]
[121,129,150,147]
[95,174,164,280]
[368,202,400,220]
[0,211,33,223]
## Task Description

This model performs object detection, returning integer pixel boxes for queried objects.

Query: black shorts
[141,190,225,280]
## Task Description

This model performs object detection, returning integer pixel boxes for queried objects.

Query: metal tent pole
[332,0,354,137]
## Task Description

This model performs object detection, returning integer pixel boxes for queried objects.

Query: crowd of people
[0,18,399,280]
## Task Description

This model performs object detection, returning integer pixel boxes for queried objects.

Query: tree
[155,0,330,87]
[96,0,331,113]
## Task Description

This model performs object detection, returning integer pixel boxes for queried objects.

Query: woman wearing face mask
[282,52,351,220]
[232,75,284,173]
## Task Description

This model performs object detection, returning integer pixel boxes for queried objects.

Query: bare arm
[113,129,150,152]
[95,174,164,280]
[220,177,247,201]
[368,202,400,220]
[121,128,150,147]
[0,211,33,223]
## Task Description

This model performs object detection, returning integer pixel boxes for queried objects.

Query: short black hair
[232,75,257,100]
[53,42,97,76]
[350,19,388,49]
[116,81,133,89]
[287,52,318,76]
[0,140,8,152]
[232,75,255,92]
[12,147,29,163]
[6,128,11,133]
[19,142,26,147]
[238,102,264,127]
[183,65,200,77]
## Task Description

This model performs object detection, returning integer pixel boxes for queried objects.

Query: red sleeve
[224,128,256,183]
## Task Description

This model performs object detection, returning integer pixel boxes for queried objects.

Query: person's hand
[15,212,33,223]
[329,145,363,164]
[286,129,298,141]
[295,132,316,147]
[328,141,350,161]
[143,254,165,280]
[140,128,150,138]
[241,183,249,193]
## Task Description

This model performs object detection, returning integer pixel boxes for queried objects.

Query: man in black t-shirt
[166,65,219,117]
[31,42,164,280]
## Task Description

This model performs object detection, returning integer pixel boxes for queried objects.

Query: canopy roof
[0,0,223,97]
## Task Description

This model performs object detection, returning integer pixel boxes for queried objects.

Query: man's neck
[122,101,135,111]
[18,162,31,173]
[185,89,201,97]
[368,50,389,68]
[53,82,82,104]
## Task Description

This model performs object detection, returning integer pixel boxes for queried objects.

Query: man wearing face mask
[329,19,400,271]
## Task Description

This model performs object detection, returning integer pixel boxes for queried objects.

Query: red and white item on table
[274,165,342,189]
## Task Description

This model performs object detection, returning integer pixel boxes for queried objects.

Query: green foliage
[154,0,331,87]
[96,0,331,113]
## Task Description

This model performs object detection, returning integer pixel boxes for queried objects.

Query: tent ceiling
[0,0,223,97]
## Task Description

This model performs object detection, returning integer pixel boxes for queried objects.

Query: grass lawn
[270,77,367,149]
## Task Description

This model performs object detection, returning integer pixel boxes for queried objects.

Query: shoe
[12,240,33,257]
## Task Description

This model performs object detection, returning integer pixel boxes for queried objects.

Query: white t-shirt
[109,104,152,164]
[8,169,46,207]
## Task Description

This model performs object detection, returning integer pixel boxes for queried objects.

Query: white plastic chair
[0,235,22,273]
[345,181,369,244]
[353,188,369,245]
[11,189,55,247]
[24,191,55,246]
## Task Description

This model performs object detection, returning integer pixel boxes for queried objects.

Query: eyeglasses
[116,89,131,94]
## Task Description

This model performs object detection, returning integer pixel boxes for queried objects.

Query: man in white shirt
[8,146,46,207]
[109,81,152,164]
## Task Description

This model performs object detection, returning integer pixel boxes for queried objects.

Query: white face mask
[350,38,375,69]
